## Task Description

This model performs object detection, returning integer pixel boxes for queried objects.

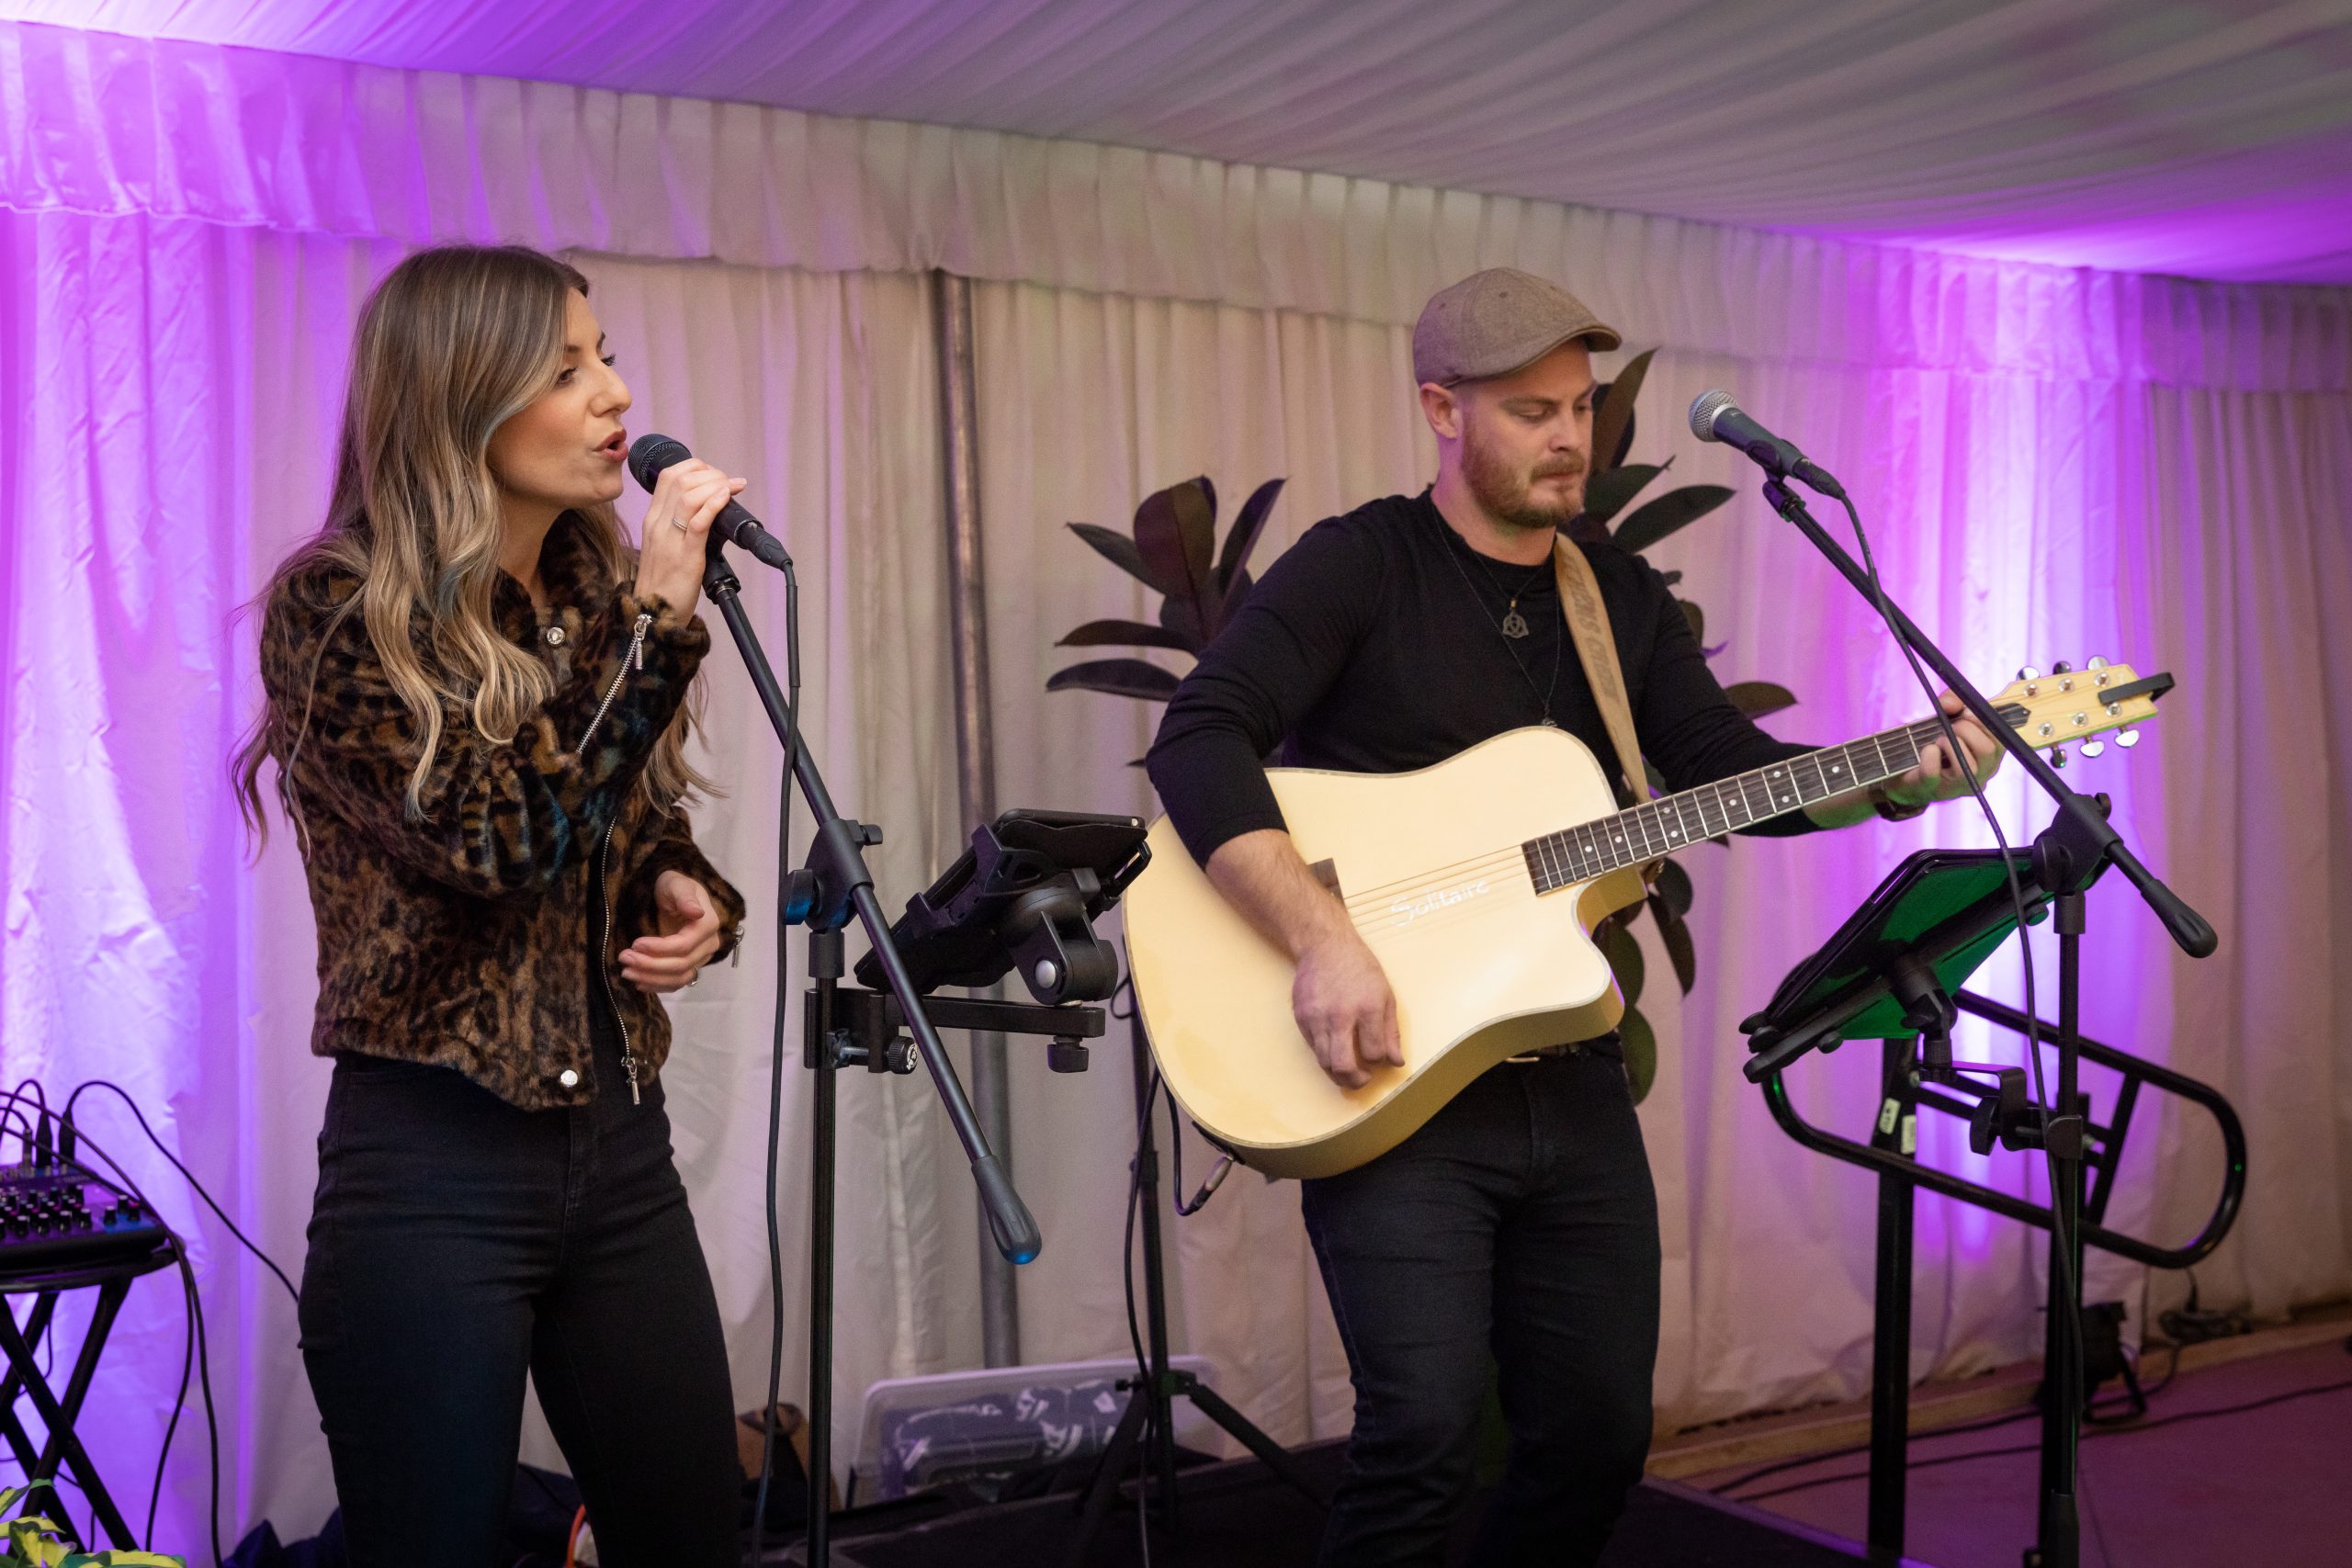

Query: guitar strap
[1551,536,1650,813]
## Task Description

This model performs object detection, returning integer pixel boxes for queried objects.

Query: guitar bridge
[1308,858,1345,899]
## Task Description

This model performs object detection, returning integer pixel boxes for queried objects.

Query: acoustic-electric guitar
[1125,661,2170,1179]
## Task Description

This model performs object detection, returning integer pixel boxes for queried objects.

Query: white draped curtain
[3,19,2348,1551]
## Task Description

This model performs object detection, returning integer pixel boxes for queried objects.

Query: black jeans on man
[298,1010,741,1568]
[1300,1043,1661,1567]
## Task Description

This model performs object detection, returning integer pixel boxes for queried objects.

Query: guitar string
[1330,716,1949,912]
[1330,708,2025,914]
[1329,715,1974,914]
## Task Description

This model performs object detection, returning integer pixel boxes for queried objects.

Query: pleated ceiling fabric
[3,19,2348,389]
[6,0,2351,283]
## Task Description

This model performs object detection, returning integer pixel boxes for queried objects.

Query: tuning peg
[2016,666,2041,682]
[2050,749,2068,769]
[2052,660,2075,674]
[2081,740,2106,759]
[2086,656,2109,671]
[2115,728,2140,749]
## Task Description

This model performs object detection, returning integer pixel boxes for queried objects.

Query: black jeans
[298,1016,740,1568]
[1300,1045,1661,1568]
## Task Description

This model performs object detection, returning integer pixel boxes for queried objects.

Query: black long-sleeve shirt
[1146,489,1822,866]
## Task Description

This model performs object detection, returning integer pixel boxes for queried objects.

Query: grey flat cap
[1412,267,1622,386]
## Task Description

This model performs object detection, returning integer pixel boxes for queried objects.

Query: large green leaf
[1649,897,1698,995]
[1651,855,1694,919]
[1598,916,1645,1009]
[1046,659,1183,702]
[1580,463,1662,526]
[1158,592,1206,649]
[1216,477,1285,591]
[1067,523,1163,592]
[1134,478,1219,620]
[1620,1006,1657,1103]
[1057,618,1193,651]
[1590,348,1653,477]
[1220,568,1257,620]
[1726,681,1798,718]
[1613,484,1734,554]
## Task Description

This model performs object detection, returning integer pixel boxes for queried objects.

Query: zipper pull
[624,1051,642,1106]
[630,612,651,671]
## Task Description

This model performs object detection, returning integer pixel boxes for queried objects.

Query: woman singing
[234,244,750,1566]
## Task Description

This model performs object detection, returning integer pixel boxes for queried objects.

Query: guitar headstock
[1984,658,2171,764]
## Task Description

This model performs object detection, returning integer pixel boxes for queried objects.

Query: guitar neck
[1521,706,2024,894]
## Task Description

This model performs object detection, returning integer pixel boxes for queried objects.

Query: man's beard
[1463,424,1584,532]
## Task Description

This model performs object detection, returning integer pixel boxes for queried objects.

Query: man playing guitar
[1144,267,2000,1566]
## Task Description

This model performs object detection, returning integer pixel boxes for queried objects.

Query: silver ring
[668,517,689,534]
[687,973,699,987]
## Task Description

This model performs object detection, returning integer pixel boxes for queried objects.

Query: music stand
[1741,843,2105,1563]
[1745,847,2056,1149]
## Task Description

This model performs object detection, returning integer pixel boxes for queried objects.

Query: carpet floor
[1679,1336,2352,1567]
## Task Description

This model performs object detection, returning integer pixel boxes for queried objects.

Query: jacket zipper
[595,823,642,1106]
[578,613,653,1108]
[576,612,653,754]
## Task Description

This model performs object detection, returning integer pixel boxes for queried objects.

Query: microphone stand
[697,541,1041,1568]
[1754,474,2216,1568]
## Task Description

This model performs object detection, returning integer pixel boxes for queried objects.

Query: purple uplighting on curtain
[2,17,2350,1556]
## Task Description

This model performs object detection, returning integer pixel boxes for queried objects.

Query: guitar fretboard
[1520,705,2027,893]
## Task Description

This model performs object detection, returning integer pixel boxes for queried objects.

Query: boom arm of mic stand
[700,549,1042,1262]
[1758,479,2217,959]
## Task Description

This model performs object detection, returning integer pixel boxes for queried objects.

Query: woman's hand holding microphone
[632,458,746,618]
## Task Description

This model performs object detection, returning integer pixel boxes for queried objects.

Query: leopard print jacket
[258,514,746,1111]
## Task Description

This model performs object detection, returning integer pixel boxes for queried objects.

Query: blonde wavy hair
[234,244,709,846]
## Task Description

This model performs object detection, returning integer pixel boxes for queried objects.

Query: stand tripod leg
[1062,1383,1153,1568]
[1128,1023,1182,1529]
[2031,892,2088,1568]
[1182,1381,1333,1508]
[1063,1010,1328,1566]
[1868,1037,1917,1562]
[808,930,843,1568]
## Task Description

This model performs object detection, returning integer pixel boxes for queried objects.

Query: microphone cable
[749,553,803,1563]
[1829,489,2108,1562]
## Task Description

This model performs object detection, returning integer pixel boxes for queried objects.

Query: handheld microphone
[627,434,792,570]
[1687,391,1846,500]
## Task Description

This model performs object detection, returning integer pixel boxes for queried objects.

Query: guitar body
[1126,727,1649,1180]
[1125,660,2168,1181]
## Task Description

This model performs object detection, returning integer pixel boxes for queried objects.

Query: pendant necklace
[1438,527,1565,727]
[1473,552,1550,639]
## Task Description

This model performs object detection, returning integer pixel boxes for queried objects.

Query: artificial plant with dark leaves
[1048,354,1800,1102]
[1570,347,1800,1101]
[1046,474,1286,711]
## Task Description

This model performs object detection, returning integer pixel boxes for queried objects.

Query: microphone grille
[627,433,690,492]
[1688,390,1736,444]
